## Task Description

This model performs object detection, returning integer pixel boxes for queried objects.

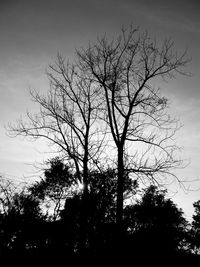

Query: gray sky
[0,0,200,221]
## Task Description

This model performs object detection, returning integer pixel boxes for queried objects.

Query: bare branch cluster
[8,26,189,226]
[76,26,188,182]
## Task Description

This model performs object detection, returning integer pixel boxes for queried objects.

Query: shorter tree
[0,181,45,256]
[124,185,188,255]
[29,157,78,220]
[190,200,200,254]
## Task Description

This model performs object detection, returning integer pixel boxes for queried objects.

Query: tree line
[0,159,200,263]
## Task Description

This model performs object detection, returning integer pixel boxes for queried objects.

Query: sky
[0,0,200,221]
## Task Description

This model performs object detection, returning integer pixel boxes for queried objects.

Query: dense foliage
[0,160,199,264]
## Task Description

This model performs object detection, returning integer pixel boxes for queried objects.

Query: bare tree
[8,54,104,250]
[9,54,104,196]
[76,26,189,229]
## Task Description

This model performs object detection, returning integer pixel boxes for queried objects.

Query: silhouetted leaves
[1,166,200,263]
[29,157,78,220]
[0,186,45,258]
[189,200,200,254]
[124,185,188,257]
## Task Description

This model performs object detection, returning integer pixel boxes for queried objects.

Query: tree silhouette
[76,25,189,230]
[8,52,105,250]
[29,157,77,220]
[124,185,188,258]
[0,183,45,258]
[189,200,200,254]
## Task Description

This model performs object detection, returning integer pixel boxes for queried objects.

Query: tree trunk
[116,146,124,230]
[79,148,89,255]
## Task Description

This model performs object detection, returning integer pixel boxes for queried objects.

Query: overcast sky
[0,0,200,221]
